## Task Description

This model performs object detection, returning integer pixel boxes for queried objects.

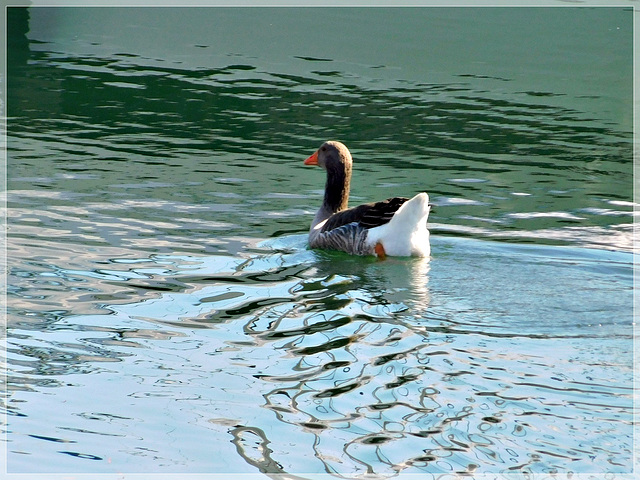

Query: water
[5,6,636,479]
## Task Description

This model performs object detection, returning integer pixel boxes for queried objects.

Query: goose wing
[321,197,408,233]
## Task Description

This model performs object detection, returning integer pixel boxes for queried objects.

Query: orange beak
[304,150,318,165]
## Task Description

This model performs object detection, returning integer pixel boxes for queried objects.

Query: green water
[5,6,635,479]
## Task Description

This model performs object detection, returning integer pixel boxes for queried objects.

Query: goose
[304,141,431,258]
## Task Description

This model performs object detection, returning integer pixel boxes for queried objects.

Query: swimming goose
[304,141,431,258]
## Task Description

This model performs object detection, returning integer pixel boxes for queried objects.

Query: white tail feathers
[366,193,431,257]
[388,193,430,230]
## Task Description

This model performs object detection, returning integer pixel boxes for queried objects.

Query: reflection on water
[6,236,634,476]
[6,5,635,478]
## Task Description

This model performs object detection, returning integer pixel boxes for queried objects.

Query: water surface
[5,6,636,479]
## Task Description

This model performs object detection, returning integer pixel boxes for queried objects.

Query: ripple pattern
[5,238,634,475]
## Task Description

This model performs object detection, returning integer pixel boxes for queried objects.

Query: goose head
[304,141,352,213]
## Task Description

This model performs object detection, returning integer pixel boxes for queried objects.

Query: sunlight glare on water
[7,236,634,476]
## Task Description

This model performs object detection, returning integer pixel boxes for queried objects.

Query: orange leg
[375,243,386,260]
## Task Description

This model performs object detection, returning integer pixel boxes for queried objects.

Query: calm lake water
[5,6,636,479]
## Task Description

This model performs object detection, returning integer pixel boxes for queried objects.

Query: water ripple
[6,233,633,476]
[9,32,633,251]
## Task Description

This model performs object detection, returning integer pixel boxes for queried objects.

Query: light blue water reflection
[7,236,634,475]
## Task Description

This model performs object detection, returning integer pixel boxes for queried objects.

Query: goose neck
[323,163,351,213]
